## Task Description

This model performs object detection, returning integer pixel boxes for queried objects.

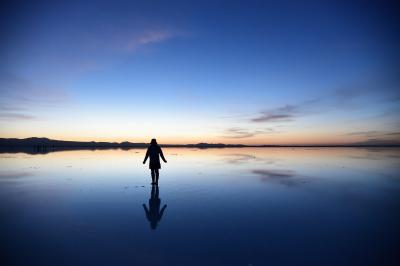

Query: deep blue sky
[0,0,399,144]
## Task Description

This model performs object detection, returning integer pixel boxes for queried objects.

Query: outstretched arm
[142,204,150,219]
[159,148,167,163]
[159,204,167,219]
[143,148,149,164]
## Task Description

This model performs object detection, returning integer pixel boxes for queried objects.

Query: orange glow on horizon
[0,131,382,145]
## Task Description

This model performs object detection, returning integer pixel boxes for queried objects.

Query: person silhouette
[142,184,167,230]
[143,138,167,185]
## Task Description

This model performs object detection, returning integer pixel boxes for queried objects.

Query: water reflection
[0,148,399,265]
[142,185,167,230]
[252,169,309,187]
[0,171,33,179]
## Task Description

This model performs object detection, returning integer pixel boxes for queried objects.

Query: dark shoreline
[1,137,399,154]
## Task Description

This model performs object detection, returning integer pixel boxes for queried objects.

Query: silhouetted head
[150,139,157,145]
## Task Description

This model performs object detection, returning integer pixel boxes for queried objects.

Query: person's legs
[155,185,159,198]
[151,169,156,184]
[155,169,159,184]
[151,184,156,198]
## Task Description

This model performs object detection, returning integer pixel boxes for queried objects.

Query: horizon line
[1,137,400,148]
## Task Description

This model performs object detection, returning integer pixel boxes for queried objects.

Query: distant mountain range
[0,137,246,154]
[0,137,399,154]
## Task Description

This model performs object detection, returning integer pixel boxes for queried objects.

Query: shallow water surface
[1,148,399,265]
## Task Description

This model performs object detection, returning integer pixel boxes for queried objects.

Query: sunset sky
[0,0,399,145]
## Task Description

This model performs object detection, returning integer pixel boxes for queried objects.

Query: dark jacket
[144,145,166,169]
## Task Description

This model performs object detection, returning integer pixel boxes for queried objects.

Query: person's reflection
[142,185,167,230]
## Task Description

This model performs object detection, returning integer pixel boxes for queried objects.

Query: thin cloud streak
[341,129,400,146]
[222,127,276,139]
[354,138,400,146]
[346,131,382,137]
[249,74,400,126]
[251,105,299,123]
[223,127,257,138]
[0,113,35,120]
[0,72,68,105]
[385,132,400,136]
[126,30,176,51]
[0,171,34,179]
[0,72,68,120]
[75,28,186,73]
[252,113,293,122]
[116,27,186,53]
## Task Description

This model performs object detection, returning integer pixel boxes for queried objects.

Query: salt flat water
[1,148,399,265]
